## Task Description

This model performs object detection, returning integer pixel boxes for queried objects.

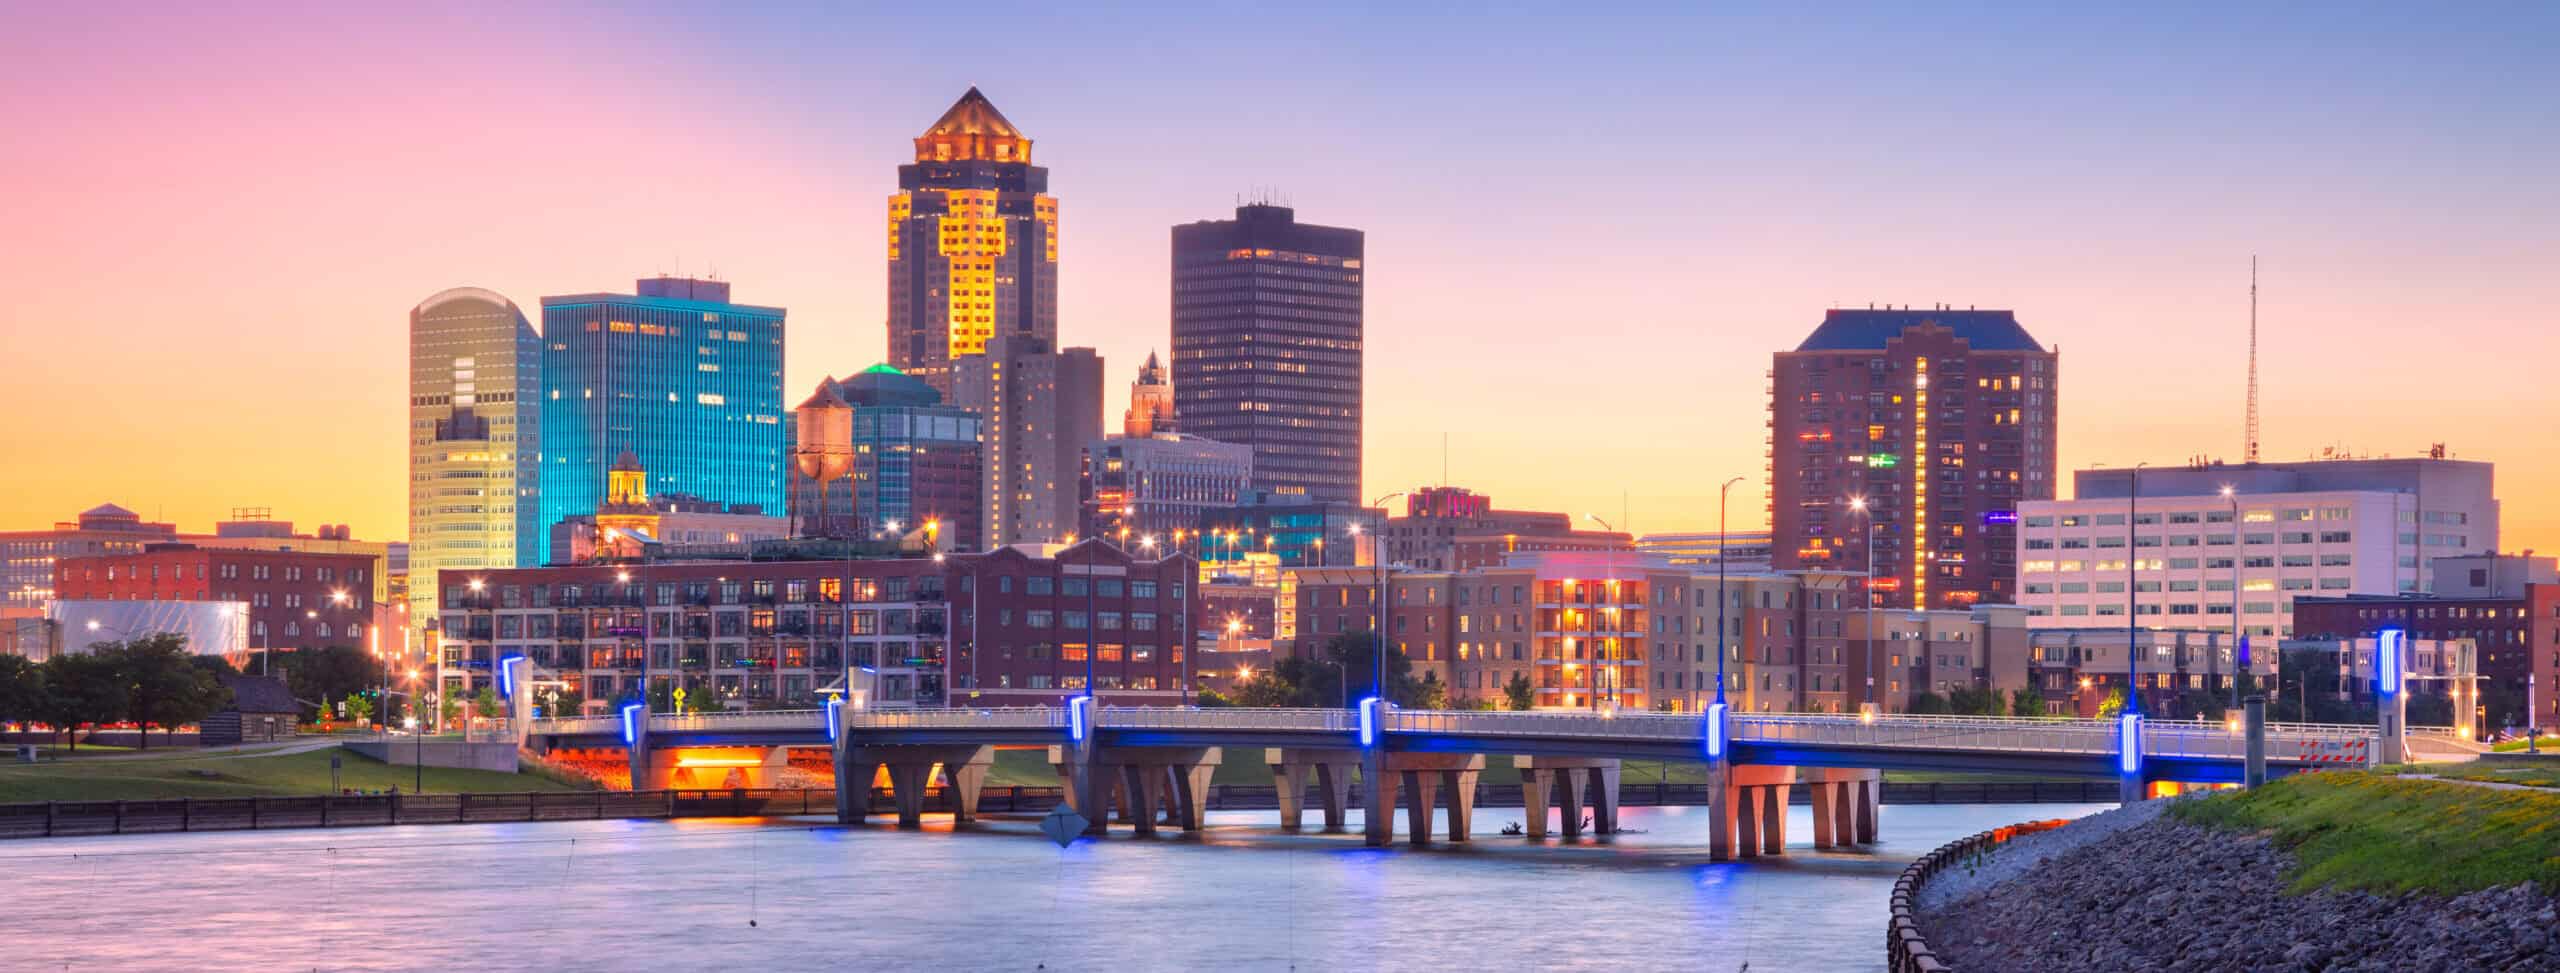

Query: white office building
[2016,458,2498,639]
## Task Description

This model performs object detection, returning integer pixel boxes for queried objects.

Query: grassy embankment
[0,746,581,802]
[2168,767,2560,895]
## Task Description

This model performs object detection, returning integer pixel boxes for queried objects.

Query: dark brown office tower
[1768,308,2059,610]
[1171,204,1364,505]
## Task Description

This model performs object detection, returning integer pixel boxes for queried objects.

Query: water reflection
[1,802,2103,972]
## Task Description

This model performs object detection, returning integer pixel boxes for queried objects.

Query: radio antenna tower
[2245,255,2261,464]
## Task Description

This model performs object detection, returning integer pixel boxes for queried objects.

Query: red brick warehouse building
[53,543,380,654]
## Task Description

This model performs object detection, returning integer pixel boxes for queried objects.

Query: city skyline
[5,5,2556,553]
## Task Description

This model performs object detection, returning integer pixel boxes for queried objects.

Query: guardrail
[522,705,2378,766]
[1887,817,2074,972]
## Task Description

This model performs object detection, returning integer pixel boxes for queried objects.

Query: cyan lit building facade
[539,277,785,564]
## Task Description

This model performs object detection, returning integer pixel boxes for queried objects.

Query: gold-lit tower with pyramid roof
[886,88,1058,396]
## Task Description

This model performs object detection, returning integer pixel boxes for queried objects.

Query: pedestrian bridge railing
[524,706,2379,765]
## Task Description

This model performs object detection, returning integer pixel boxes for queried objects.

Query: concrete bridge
[522,701,2378,860]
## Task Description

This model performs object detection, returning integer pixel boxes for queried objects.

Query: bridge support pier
[1267,749,1358,833]
[1051,746,1223,835]
[1804,769,1880,849]
[1707,765,1796,861]
[640,746,789,791]
[1516,756,1620,839]
[839,745,994,827]
[1361,752,1486,846]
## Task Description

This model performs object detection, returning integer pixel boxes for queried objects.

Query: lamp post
[2221,485,2244,709]
[1851,496,1877,714]
[1716,478,1744,713]
[2127,462,2148,718]
[1365,492,1407,705]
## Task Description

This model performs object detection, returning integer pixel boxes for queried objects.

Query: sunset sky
[4,4,2554,552]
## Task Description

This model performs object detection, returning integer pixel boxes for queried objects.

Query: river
[1,801,2103,971]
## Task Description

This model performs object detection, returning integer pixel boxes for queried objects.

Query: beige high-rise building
[952,334,1101,548]
[408,288,541,649]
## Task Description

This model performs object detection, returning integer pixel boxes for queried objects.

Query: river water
[2,801,2102,972]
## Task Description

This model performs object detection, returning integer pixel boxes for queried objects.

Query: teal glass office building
[537,277,786,564]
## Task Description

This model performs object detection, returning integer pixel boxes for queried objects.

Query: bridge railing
[1389,708,1699,741]
[1101,706,1350,732]
[853,706,1064,731]
[1735,714,2119,755]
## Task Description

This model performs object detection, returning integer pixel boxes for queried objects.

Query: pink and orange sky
[3,5,2555,552]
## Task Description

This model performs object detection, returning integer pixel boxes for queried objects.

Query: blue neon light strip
[1703,702,1728,760]
[1358,697,1382,748]
[2377,628,2405,696]
[2118,712,2143,776]
[498,654,525,697]
[1068,695,1090,743]
[621,702,645,746]
[825,697,844,742]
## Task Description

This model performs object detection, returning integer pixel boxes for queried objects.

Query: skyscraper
[1171,204,1364,504]
[538,276,785,563]
[1768,308,2059,610]
[408,287,541,628]
[886,88,1058,397]
[952,335,1101,548]
[1124,350,1175,438]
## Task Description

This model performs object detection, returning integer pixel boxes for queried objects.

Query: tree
[0,654,43,728]
[1947,686,2005,717]
[343,692,373,726]
[543,688,586,720]
[2009,687,2046,717]
[1229,670,1305,708]
[1503,673,1536,712]
[279,645,383,721]
[1410,671,1450,711]
[1908,691,1950,715]
[2094,689,2126,720]
[105,635,229,748]
[35,653,126,750]
[473,686,502,720]
[1193,688,1234,708]
[438,693,462,729]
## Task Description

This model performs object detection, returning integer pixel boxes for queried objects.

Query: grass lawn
[2169,769,2560,895]
[0,746,581,803]
[2415,757,2560,789]
[2490,736,2560,753]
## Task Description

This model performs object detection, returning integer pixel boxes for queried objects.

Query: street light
[1587,512,1627,712]
[2126,462,2149,718]
[1850,495,1878,715]
[1715,477,1744,714]
[1361,492,1408,706]
[2221,484,2245,709]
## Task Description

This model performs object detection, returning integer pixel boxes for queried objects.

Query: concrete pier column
[1520,768,1553,838]
[1169,762,1216,831]
[1735,785,1762,859]
[1758,783,1785,855]
[1402,770,1440,845]
[1444,768,1480,842]
[887,762,934,828]
[946,750,994,823]
[1709,765,1800,862]
[1853,777,1878,844]
[1557,768,1589,839]
[1706,765,1734,860]
[2244,695,2268,789]
[1586,764,1622,836]
[841,760,880,824]
[1270,749,1357,833]
[1362,748,1399,847]
[1121,764,1164,835]
[1809,781,1837,849]
[624,705,653,792]
[1269,758,1311,831]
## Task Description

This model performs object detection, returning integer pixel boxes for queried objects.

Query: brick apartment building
[54,544,379,654]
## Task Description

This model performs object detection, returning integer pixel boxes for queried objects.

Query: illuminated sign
[1866,453,1899,468]
[1982,511,2019,526]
